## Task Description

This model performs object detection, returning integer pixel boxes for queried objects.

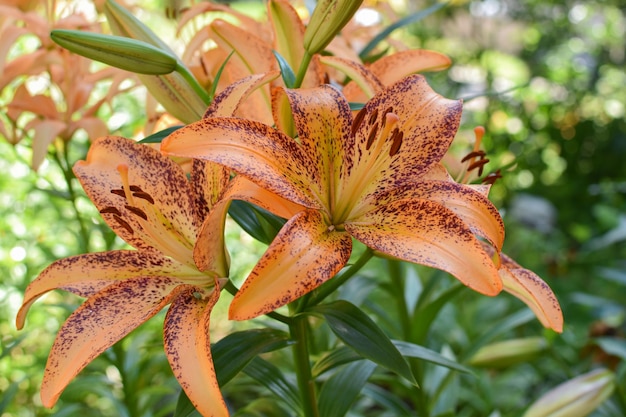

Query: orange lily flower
[162,74,506,320]
[16,137,229,416]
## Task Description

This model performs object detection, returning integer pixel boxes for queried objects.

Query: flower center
[333,107,404,224]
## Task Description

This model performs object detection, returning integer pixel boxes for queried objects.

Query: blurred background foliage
[1,0,625,416]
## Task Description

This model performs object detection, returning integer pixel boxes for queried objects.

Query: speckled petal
[369,50,452,84]
[16,250,197,330]
[161,117,320,209]
[194,175,305,273]
[73,136,197,262]
[164,286,228,416]
[204,71,280,118]
[342,75,462,209]
[346,199,502,296]
[40,276,187,407]
[279,85,353,211]
[319,55,383,99]
[229,209,352,320]
[498,252,563,332]
[356,179,505,252]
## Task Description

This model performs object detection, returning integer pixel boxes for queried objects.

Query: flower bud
[468,337,547,368]
[102,0,209,122]
[523,368,615,417]
[303,0,363,55]
[51,30,178,75]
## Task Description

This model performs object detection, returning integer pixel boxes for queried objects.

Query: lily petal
[194,175,304,272]
[229,209,352,320]
[358,179,505,252]
[161,117,320,209]
[204,71,280,118]
[319,55,383,99]
[41,276,188,407]
[337,75,462,221]
[74,136,197,262]
[346,199,502,295]
[279,84,353,211]
[499,253,563,332]
[164,286,228,416]
[369,50,452,84]
[16,250,198,330]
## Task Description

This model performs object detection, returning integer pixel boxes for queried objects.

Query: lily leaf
[228,200,286,245]
[307,300,416,385]
[272,50,296,88]
[244,357,301,413]
[208,50,234,101]
[359,2,448,60]
[318,361,377,417]
[411,282,465,345]
[138,125,183,144]
[212,328,291,386]
[312,341,471,378]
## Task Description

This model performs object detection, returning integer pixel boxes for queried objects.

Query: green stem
[52,141,91,253]
[306,247,374,306]
[387,260,411,337]
[290,315,320,417]
[293,50,313,89]
[175,62,212,105]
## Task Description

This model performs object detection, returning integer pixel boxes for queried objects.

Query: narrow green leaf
[318,361,377,417]
[307,300,416,385]
[393,341,472,374]
[272,50,297,88]
[359,2,447,60]
[411,283,464,344]
[312,346,360,378]
[138,125,183,144]
[213,328,291,386]
[362,384,414,416]
[209,51,234,102]
[244,357,302,413]
[228,200,286,245]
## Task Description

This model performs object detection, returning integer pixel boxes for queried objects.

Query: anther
[111,189,126,198]
[132,192,155,204]
[351,107,367,136]
[482,169,502,185]
[461,150,486,163]
[389,129,404,157]
[366,123,379,150]
[368,108,379,125]
[100,206,122,216]
[468,158,490,176]
[125,205,148,220]
[113,214,134,234]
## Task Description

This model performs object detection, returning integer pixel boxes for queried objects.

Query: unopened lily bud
[51,30,177,75]
[303,0,363,55]
[523,368,615,417]
[103,0,210,122]
[468,337,547,368]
